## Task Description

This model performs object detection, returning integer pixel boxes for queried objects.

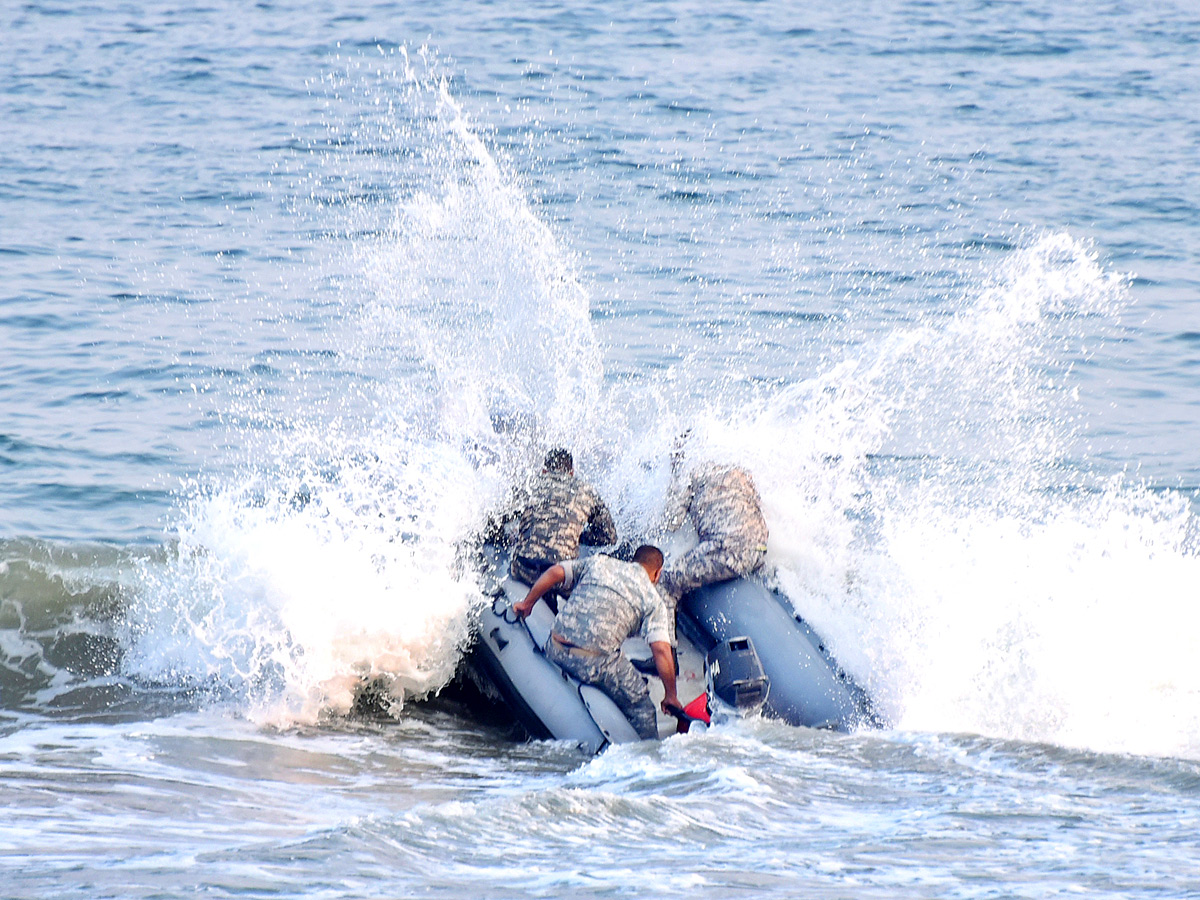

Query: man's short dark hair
[544,448,573,473]
[632,545,664,570]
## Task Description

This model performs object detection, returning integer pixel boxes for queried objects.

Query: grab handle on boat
[493,597,519,624]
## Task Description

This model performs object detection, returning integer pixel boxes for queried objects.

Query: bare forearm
[650,641,679,707]
[514,564,565,617]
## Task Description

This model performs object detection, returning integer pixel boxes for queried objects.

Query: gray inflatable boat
[466,547,878,753]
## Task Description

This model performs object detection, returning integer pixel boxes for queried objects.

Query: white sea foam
[696,232,1200,760]
[120,55,616,726]
[123,57,1200,760]
[619,231,1200,760]
[124,432,487,724]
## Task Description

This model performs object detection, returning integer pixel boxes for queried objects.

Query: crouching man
[509,448,617,587]
[658,462,769,610]
[512,545,681,740]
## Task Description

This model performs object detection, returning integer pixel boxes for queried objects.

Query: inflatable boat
[462,545,878,753]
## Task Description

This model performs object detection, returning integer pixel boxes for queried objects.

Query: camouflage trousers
[658,538,767,640]
[510,554,557,586]
[546,640,658,740]
[660,537,767,601]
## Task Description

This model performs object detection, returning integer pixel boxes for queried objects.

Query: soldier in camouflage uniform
[658,463,770,626]
[513,545,680,740]
[509,448,618,586]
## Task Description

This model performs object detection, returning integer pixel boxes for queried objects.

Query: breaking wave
[5,53,1197,761]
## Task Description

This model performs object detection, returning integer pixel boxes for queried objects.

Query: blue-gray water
[3,1,1199,897]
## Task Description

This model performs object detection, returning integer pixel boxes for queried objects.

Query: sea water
[2,1,1199,897]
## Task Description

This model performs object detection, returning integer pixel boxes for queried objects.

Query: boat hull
[680,578,878,730]
[464,549,877,751]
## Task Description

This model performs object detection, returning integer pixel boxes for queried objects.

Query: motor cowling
[706,636,769,720]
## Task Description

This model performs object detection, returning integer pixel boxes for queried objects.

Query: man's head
[544,448,573,474]
[632,544,664,583]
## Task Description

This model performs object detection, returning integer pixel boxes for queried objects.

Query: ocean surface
[3,1,1200,896]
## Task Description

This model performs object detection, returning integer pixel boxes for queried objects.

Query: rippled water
[3,1,1200,897]
[5,710,1199,899]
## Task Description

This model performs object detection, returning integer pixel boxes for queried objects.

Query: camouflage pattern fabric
[552,555,671,652]
[659,464,770,613]
[509,554,556,587]
[510,471,617,584]
[663,464,769,546]
[658,537,769,614]
[546,640,658,740]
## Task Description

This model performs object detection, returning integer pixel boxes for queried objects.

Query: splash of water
[114,51,1200,760]
[121,51,607,725]
[685,232,1200,759]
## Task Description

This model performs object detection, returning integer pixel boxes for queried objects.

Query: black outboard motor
[706,636,770,721]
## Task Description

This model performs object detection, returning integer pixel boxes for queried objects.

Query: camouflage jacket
[552,555,671,652]
[513,471,617,563]
[663,464,769,547]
